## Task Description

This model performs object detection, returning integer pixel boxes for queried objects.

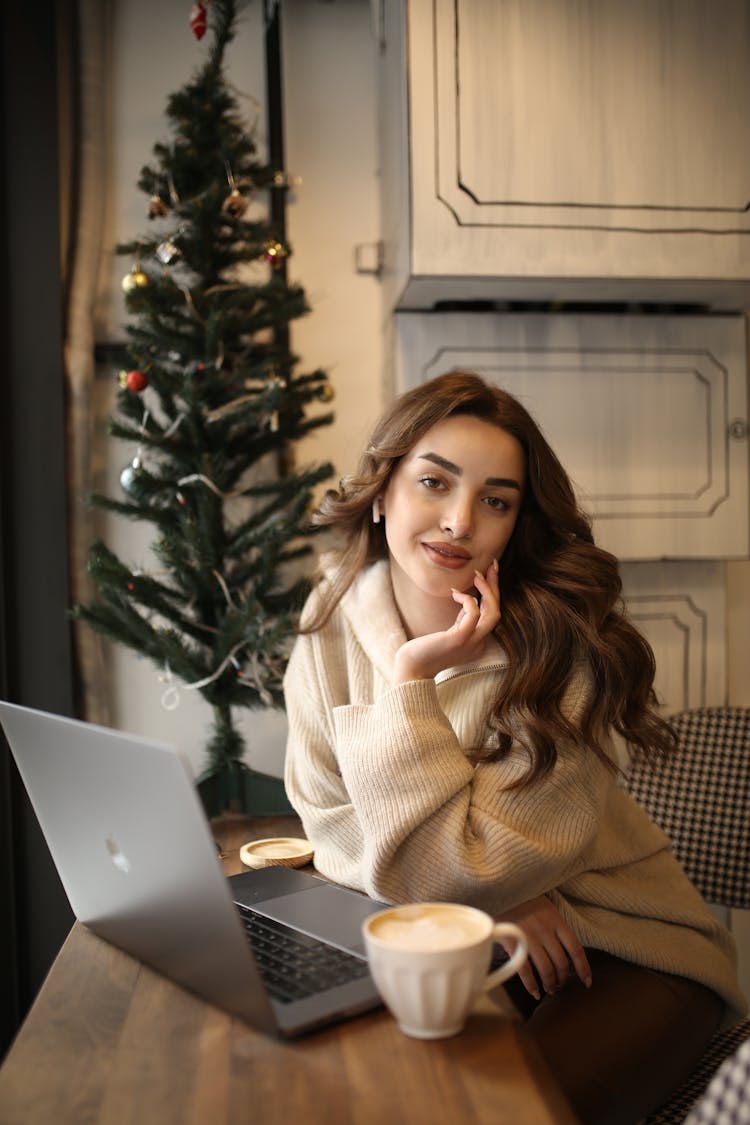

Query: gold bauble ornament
[148,194,169,219]
[263,239,288,266]
[317,383,335,403]
[222,188,249,218]
[122,267,149,293]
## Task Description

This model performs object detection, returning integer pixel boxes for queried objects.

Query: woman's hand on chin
[392,560,500,684]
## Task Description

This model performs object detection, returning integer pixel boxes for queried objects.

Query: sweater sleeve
[283,631,367,892]
[332,677,611,909]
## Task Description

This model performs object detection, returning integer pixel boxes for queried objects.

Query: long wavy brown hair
[302,370,675,783]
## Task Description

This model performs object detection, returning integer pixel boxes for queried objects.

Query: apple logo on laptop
[106,835,132,874]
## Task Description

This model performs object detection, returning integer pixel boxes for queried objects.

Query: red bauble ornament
[126,369,148,393]
[190,3,207,39]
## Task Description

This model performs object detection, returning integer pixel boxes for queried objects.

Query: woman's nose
[440,498,473,539]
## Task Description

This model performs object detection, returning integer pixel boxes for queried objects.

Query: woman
[283,371,746,1124]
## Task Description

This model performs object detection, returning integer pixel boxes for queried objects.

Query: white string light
[213,568,238,609]
[160,643,244,710]
[163,412,185,439]
[133,408,151,464]
[206,392,258,422]
[246,652,273,705]
[159,644,276,710]
[176,472,251,500]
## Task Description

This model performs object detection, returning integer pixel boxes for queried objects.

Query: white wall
[97,0,383,780]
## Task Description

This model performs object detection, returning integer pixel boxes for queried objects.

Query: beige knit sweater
[283,560,747,1024]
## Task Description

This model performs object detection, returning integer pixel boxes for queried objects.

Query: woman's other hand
[496,894,592,1000]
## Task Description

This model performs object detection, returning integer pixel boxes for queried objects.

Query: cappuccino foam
[369,905,487,951]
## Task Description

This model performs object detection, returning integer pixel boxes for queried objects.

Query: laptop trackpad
[251,884,384,957]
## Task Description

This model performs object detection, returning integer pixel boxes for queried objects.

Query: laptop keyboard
[237,905,370,1005]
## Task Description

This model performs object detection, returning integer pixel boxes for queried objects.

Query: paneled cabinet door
[379,0,750,310]
[394,312,750,560]
[619,561,726,716]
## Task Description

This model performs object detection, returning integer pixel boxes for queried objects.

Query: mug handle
[483,922,528,991]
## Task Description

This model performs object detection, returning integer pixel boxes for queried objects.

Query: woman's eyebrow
[419,452,521,491]
[419,451,461,474]
[486,475,521,491]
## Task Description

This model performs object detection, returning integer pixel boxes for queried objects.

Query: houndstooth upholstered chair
[624,706,750,1124]
[683,1035,750,1125]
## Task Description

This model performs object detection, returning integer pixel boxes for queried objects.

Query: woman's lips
[421,542,473,570]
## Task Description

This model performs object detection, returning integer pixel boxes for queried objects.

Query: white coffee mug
[362,901,528,1039]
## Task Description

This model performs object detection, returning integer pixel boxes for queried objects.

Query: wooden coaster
[239,836,314,869]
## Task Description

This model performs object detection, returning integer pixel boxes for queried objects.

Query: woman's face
[382,414,526,602]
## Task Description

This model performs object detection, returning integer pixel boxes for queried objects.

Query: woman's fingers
[539,938,572,992]
[473,563,501,626]
[500,935,563,998]
[495,894,593,998]
[450,587,481,630]
[499,935,541,1000]
[451,561,500,638]
[502,934,575,999]
[554,922,593,989]
[485,556,500,594]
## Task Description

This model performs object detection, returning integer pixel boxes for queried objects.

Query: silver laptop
[0,699,384,1037]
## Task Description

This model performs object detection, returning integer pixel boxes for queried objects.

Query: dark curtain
[0,0,77,1059]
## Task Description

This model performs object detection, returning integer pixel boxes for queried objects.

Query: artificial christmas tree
[75,0,334,814]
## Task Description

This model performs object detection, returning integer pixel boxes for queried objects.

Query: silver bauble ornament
[120,462,141,495]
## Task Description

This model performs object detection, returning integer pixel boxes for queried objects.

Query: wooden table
[0,815,578,1125]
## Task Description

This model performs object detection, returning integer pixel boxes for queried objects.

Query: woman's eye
[419,475,444,490]
[484,496,509,511]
